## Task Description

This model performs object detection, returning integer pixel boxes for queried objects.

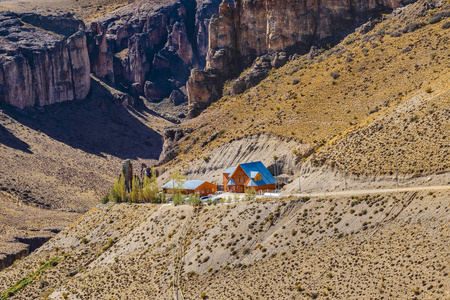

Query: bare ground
[0,189,448,299]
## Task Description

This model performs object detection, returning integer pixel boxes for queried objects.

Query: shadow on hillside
[0,123,33,154]
[1,99,163,160]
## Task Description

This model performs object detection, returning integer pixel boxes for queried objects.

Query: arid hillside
[167,0,450,180]
[0,0,137,21]
[0,189,448,299]
[0,98,171,268]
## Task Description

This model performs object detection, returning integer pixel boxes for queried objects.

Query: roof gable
[250,171,260,179]
[237,161,276,186]
[228,178,236,185]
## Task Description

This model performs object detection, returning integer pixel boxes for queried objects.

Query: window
[202,189,205,194]
[207,189,209,193]
[212,188,215,193]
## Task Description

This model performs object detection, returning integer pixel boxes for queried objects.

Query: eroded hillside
[0,189,449,299]
[168,0,450,181]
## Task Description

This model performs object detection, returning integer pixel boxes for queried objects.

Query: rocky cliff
[87,0,221,102]
[187,0,414,117]
[0,12,90,109]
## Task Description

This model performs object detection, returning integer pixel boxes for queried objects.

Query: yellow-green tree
[142,168,160,203]
[130,177,140,203]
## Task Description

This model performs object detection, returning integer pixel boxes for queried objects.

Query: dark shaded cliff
[87,0,221,102]
[187,0,415,117]
[0,12,90,109]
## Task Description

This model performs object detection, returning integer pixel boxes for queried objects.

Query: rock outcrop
[86,0,220,102]
[0,12,90,109]
[231,51,287,95]
[159,127,191,164]
[187,0,414,116]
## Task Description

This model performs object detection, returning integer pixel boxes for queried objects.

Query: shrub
[102,238,115,251]
[101,195,109,204]
[172,193,185,206]
[402,46,412,53]
[109,188,119,203]
[200,292,207,299]
[425,87,433,93]
[81,238,88,244]
[442,21,450,29]
[402,22,426,33]
[244,187,256,201]
[187,193,202,206]
[428,11,450,24]
[390,31,402,37]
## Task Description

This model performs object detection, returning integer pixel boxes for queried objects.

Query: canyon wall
[0,12,90,109]
[187,0,414,117]
[87,0,221,102]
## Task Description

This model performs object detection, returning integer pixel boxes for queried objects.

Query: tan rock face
[188,0,413,115]
[0,12,90,109]
[186,68,223,118]
[210,0,411,67]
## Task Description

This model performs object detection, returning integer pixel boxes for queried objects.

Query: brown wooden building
[162,180,217,197]
[223,161,276,193]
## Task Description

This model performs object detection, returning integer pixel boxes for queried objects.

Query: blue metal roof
[228,178,236,185]
[223,167,236,174]
[162,180,206,190]
[183,180,206,190]
[238,161,277,187]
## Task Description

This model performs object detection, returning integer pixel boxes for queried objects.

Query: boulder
[169,89,187,106]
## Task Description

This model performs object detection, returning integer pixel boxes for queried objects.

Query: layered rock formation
[0,12,90,109]
[187,0,414,116]
[86,0,221,102]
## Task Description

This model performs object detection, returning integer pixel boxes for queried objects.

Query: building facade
[162,180,217,197]
[223,161,276,193]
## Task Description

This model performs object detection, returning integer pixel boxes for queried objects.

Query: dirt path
[293,185,450,198]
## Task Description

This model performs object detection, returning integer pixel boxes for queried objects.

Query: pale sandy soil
[0,189,448,299]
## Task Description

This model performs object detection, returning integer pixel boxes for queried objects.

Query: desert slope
[0,189,448,299]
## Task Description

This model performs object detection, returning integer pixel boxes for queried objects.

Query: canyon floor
[0,97,172,267]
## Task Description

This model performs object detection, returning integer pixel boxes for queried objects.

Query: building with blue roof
[222,161,276,193]
[162,179,217,197]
